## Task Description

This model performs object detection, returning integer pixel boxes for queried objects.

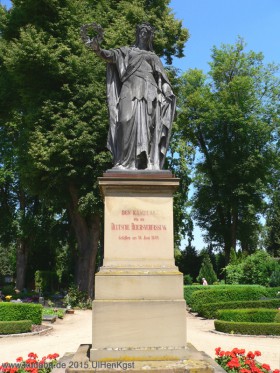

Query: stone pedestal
[90,170,187,362]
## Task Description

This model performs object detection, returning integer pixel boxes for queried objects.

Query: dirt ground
[0,310,279,370]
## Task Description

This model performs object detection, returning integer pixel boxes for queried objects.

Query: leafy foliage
[0,0,189,295]
[225,250,280,286]
[177,38,280,262]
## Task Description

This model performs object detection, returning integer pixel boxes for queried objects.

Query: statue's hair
[134,22,155,51]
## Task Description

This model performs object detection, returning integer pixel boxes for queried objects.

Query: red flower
[273,370,280,373]
[240,369,251,373]
[254,351,261,357]
[25,359,37,365]
[246,351,255,359]
[27,353,38,359]
[215,347,222,355]
[225,351,236,357]
[227,358,240,369]
[52,353,59,359]
[262,364,271,371]
[16,358,23,363]
[245,359,253,366]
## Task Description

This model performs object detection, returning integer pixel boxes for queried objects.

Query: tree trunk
[16,187,28,291]
[67,183,100,298]
[230,209,238,251]
[16,240,28,291]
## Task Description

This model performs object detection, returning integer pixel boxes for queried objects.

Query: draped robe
[102,46,176,170]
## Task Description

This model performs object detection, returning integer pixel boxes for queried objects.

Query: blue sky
[169,0,280,250]
[170,0,280,74]
[1,0,279,250]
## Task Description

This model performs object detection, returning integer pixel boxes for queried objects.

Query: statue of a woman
[83,22,176,170]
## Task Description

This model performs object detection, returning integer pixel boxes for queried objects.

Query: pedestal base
[91,268,187,360]
[63,344,225,373]
[93,173,186,363]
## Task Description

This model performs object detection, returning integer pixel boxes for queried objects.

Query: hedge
[190,285,268,313]
[35,270,58,293]
[261,287,280,298]
[199,299,280,319]
[216,308,280,323]
[184,285,232,305]
[0,303,42,324]
[214,320,280,335]
[0,320,32,334]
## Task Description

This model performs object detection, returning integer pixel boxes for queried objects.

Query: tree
[177,38,280,264]
[225,250,279,286]
[176,243,201,281]
[0,0,189,296]
[196,253,217,285]
[265,187,280,257]
[167,67,194,249]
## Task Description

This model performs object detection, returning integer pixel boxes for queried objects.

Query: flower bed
[0,352,59,373]
[215,347,280,373]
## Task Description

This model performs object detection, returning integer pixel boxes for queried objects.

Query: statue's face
[139,27,149,43]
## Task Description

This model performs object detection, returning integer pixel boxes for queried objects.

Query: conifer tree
[197,253,218,285]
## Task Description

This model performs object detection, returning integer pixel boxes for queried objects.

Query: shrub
[183,274,193,285]
[0,320,32,334]
[214,320,280,335]
[0,303,42,324]
[1,285,15,295]
[225,251,278,286]
[264,286,280,298]
[43,307,65,319]
[65,284,91,309]
[35,270,58,293]
[270,270,280,287]
[184,285,232,306]
[190,285,268,313]
[199,299,280,318]
[216,308,280,323]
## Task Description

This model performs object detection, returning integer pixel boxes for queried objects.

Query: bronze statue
[81,23,176,170]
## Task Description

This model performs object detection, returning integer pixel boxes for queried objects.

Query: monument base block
[63,343,225,373]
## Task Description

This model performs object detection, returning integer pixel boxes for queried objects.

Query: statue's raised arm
[81,22,176,171]
[80,23,103,51]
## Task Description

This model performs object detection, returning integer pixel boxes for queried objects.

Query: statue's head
[135,22,155,51]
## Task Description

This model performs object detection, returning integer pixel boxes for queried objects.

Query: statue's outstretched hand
[80,23,104,52]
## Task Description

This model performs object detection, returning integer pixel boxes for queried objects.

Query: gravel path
[0,310,279,370]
